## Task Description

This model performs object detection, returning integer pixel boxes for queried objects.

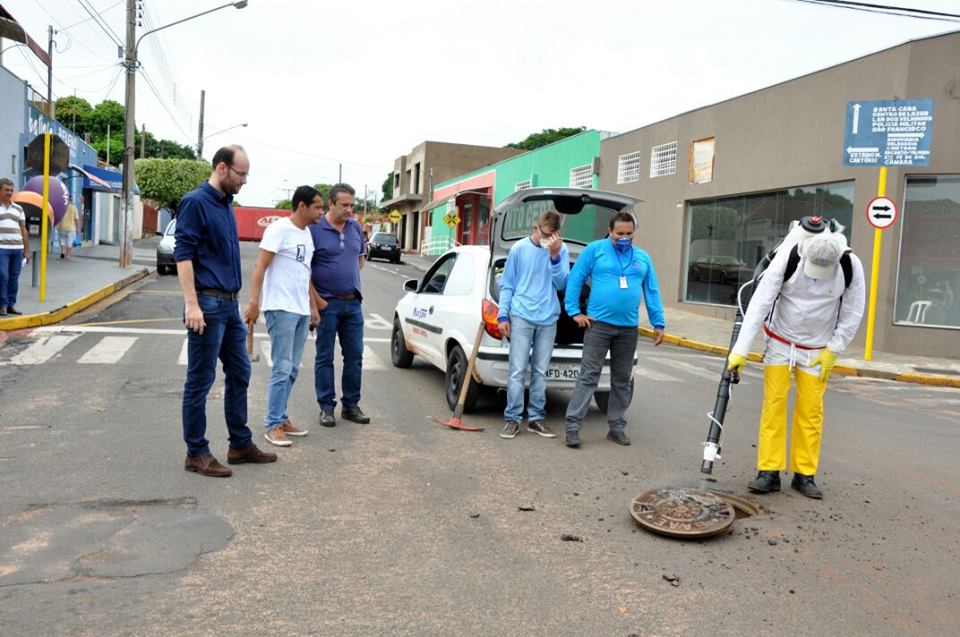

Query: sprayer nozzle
[700,460,714,474]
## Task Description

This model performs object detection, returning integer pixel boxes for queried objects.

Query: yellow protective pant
[756,364,828,475]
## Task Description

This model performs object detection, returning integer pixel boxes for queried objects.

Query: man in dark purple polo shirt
[175,145,277,477]
[308,183,370,427]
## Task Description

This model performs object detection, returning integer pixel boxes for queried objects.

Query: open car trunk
[489,256,589,346]
[487,187,641,346]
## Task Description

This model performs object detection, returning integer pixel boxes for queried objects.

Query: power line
[788,0,960,21]
[229,133,393,172]
[62,0,125,30]
[73,0,124,48]
[139,68,194,142]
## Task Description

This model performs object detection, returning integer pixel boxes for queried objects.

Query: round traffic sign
[866,196,898,230]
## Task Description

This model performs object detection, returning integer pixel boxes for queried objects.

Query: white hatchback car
[391,187,639,413]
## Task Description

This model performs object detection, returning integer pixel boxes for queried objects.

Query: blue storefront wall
[0,66,27,184]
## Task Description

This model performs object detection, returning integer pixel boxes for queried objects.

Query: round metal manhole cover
[630,488,735,539]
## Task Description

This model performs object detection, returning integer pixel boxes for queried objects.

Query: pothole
[0,498,233,586]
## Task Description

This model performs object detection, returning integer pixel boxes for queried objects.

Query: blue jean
[504,315,557,423]
[314,298,364,410]
[264,310,310,429]
[182,294,252,456]
[0,249,24,308]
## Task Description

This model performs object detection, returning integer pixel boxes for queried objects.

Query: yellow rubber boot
[757,365,791,471]
[790,368,828,475]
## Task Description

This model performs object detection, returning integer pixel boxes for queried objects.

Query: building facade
[598,32,960,358]
[381,141,522,251]
[424,130,609,253]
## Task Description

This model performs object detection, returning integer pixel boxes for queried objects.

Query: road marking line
[363,345,386,370]
[656,358,722,380]
[634,366,681,382]
[178,338,189,365]
[2,334,80,365]
[78,336,138,364]
[367,313,393,330]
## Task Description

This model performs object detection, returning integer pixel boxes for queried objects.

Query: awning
[77,164,140,195]
[422,189,491,213]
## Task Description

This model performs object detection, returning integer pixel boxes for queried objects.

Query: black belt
[197,288,239,300]
[324,293,358,301]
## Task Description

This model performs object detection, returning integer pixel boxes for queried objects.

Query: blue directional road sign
[843,99,934,167]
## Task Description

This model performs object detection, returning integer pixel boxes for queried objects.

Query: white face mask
[540,240,551,249]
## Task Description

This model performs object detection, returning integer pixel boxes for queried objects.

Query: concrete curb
[0,268,154,331]
[638,326,960,389]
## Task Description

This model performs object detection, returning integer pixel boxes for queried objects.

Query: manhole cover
[630,488,735,539]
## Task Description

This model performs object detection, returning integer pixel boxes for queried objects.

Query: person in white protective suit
[727,226,865,499]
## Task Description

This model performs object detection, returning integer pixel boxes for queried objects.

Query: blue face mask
[614,238,632,254]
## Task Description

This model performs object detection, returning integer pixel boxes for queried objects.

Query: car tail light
[482,298,502,339]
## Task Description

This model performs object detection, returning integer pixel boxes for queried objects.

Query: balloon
[22,176,68,226]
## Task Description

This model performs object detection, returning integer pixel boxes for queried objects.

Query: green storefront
[424,130,607,254]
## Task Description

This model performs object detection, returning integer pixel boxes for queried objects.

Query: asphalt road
[1,241,958,636]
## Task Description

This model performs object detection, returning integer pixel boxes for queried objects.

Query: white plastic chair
[905,301,932,324]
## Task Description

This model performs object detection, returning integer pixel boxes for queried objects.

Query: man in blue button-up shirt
[175,145,277,477]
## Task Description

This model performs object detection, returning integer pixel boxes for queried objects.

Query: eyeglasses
[227,165,250,178]
[339,233,345,251]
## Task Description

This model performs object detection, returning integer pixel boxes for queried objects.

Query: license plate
[546,365,579,380]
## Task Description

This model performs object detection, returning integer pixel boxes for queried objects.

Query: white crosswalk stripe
[178,339,189,365]
[634,365,681,382]
[655,358,724,381]
[77,336,137,364]
[1,334,80,365]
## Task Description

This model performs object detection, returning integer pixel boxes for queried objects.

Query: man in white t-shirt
[244,186,323,447]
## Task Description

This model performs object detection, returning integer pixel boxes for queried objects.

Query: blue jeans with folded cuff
[565,321,637,433]
[181,294,252,456]
[264,310,310,429]
[504,315,557,423]
[0,248,24,308]
[314,298,364,410]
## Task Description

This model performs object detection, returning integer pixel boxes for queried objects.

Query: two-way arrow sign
[866,196,898,230]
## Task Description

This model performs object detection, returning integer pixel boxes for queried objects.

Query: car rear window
[372,234,397,245]
[500,201,620,246]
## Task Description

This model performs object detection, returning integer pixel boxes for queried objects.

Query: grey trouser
[565,321,637,433]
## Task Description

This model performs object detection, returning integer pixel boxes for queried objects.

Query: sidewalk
[0,237,157,331]
[401,250,960,388]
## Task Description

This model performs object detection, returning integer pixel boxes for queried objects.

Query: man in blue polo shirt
[175,145,277,477]
[563,211,665,448]
[308,183,370,427]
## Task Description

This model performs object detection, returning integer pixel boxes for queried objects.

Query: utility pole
[106,123,111,163]
[47,25,56,118]
[338,163,342,183]
[140,123,146,159]
[363,184,368,212]
[120,0,136,267]
[197,89,205,159]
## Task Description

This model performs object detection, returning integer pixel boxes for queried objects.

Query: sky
[2,0,959,207]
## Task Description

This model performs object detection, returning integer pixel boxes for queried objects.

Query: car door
[403,252,458,366]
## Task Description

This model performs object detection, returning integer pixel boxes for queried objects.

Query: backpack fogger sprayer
[699,215,851,474]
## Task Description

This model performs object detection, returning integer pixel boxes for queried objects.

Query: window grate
[617,151,642,184]
[515,179,531,192]
[569,164,593,189]
[650,141,677,178]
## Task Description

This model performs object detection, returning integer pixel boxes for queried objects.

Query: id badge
[619,276,628,289]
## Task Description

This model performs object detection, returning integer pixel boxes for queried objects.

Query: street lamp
[120,0,248,267]
[198,122,247,159]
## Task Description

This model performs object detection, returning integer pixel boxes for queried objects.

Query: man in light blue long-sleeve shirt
[563,211,665,448]
[497,210,570,439]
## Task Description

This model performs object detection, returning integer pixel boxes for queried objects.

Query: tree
[275,198,292,210]
[134,158,211,210]
[313,183,333,203]
[505,127,586,151]
[83,100,125,137]
[54,96,92,134]
[381,172,393,201]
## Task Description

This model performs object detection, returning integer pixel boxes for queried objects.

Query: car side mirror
[403,279,419,292]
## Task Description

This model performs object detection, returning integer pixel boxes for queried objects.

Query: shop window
[684,181,854,306]
[617,151,642,184]
[895,175,960,329]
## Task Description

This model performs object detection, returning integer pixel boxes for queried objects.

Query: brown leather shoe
[184,453,232,477]
[227,444,278,465]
